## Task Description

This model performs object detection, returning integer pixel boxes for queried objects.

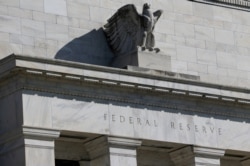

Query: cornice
[1,54,250,105]
[191,0,250,11]
[0,54,250,119]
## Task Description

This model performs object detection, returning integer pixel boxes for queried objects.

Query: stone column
[23,126,60,166]
[170,146,225,166]
[84,136,141,166]
[0,126,60,166]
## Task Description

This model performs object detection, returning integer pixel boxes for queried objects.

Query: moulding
[191,0,250,11]
[1,55,250,120]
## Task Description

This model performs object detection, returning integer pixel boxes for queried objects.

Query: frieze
[170,121,222,135]
[104,113,223,136]
[104,114,158,127]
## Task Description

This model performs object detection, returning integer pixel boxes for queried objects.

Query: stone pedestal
[111,50,171,71]
[170,146,225,166]
[84,136,141,166]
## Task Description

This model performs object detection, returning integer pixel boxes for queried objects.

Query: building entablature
[1,54,250,165]
[1,54,250,108]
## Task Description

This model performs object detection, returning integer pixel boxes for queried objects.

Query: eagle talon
[154,48,160,53]
[141,47,146,51]
[148,48,154,51]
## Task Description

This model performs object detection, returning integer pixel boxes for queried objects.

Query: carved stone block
[111,51,171,72]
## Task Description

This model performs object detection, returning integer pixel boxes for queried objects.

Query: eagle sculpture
[104,3,163,57]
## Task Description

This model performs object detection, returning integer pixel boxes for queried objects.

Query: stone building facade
[0,0,250,166]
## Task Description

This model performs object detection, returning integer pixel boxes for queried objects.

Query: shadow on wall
[55,28,115,67]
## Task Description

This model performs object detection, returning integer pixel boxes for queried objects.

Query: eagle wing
[104,4,143,56]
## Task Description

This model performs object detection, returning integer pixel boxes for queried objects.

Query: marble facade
[1,0,250,165]
[1,55,250,165]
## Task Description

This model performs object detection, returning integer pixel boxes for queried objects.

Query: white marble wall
[0,0,250,87]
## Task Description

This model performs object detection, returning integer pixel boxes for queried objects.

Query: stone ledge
[111,51,171,72]
[127,65,199,81]
[192,0,250,11]
[1,54,250,104]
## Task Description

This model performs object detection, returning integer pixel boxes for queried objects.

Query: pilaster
[170,146,225,166]
[0,126,60,166]
[23,126,60,166]
[84,136,142,166]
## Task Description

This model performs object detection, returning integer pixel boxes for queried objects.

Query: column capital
[84,136,142,160]
[0,126,60,146]
[22,126,60,140]
[22,126,60,150]
[193,146,225,157]
[107,137,142,147]
[170,146,225,166]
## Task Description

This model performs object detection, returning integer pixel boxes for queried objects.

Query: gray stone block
[203,18,224,29]
[0,32,9,42]
[166,35,185,45]
[237,55,250,71]
[233,9,250,26]
[20,0,44,12]
[235,32,250,47]
[0,0,19,7]
[0,5,8,15]
[186,38,206,49]
[173,0,193,15]
[171,59,188,72]
[151,0,173,12]
[188,62,208,74]
[69,27,89,39]
[195,25,215,41]
[90,6,112,23]
[215,29,234,45]
[175,22,194,38]
[197,48,217,65]
[100,0,123,10]
[33,11,56,23]
[44,0,67,16]
[176,45,197,63]
[22,45,46,57]
[155,20,174,35]
[21,19,45,38]
[56,16,79,28]
[217,52,237,69]
[0,42,22,58]
[8,7,33,19]
[46,23,68,41]
[10,34,34,46]
[67,0,90,19]
[0,15,21,34]
[111,51,171,72]
[193,2,214,19]
[213,5,233,22]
